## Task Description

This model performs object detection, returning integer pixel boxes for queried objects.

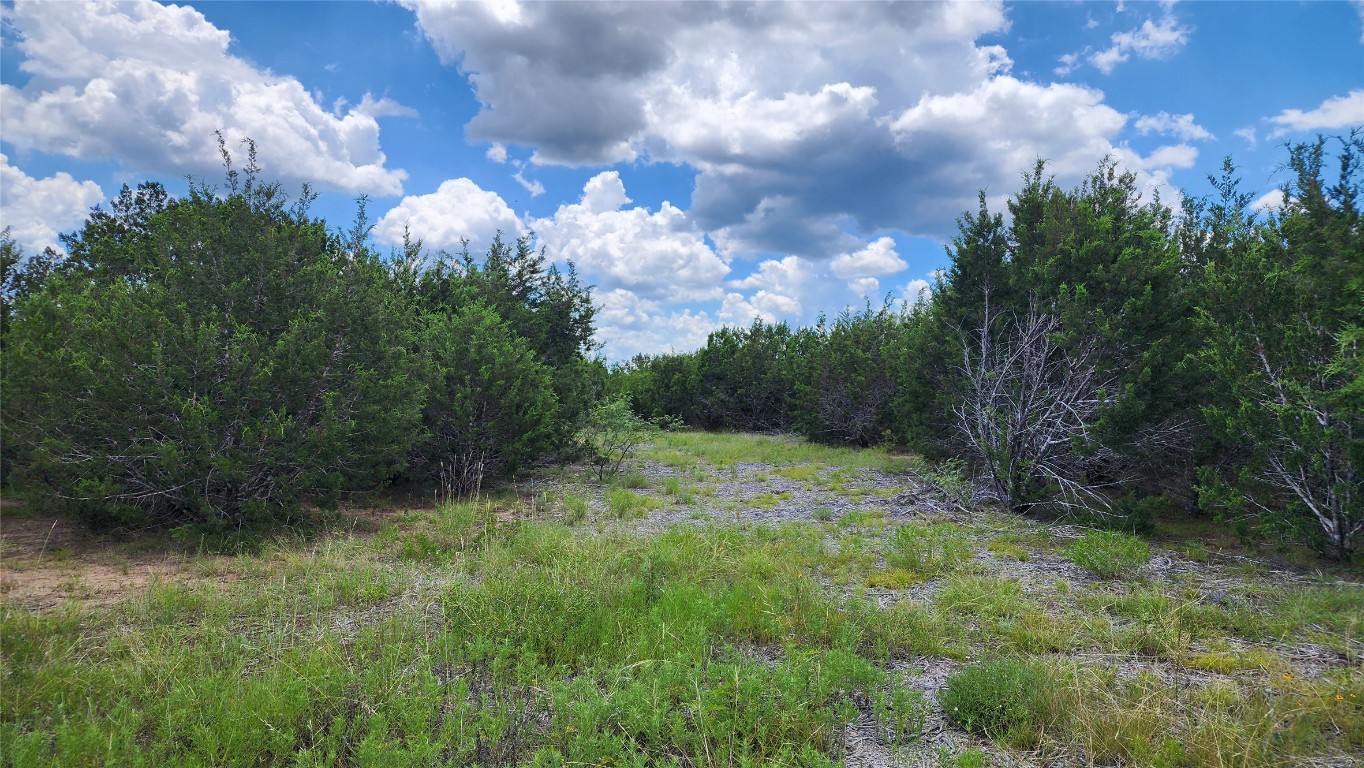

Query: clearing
[2,432,1360,767]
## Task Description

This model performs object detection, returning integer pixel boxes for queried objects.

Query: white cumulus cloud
[0,0,408,195]
[1267,90,1364,137]
[1091,11,1190,74]
[1252,189,1286,213]
[531,172,730,302]
[901,278,933,307]
[373,178,522,254]
[0,155,104,254]
[1134,112,1213,141]
[830,237,907,279]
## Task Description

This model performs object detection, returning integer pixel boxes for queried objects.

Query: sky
[2,1,1362,361]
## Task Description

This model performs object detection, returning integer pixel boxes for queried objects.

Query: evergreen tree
[1197,134,1364,559]
[1,157,423,527]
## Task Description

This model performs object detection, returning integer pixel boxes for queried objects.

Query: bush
[579,396,658,481]
[2,175,423,527]
[1067,530,1152,578]
[410,304,557,496]
[939,658,1055,743]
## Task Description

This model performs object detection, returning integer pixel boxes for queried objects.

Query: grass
[1067,529,1152,578]
[603,486,661,518]
[3,429,1361,768]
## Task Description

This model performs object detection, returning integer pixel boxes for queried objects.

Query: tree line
[1,140,601,531]
[611,135,1362,560]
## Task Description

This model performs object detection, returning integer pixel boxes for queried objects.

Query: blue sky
[3,1,1361,360]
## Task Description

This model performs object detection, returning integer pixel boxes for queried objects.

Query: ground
[2,432,1361,767]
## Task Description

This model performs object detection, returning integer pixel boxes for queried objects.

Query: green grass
[643,431,914,473]
[3,430,1361,768]
[1067,530,1152,578]
[887,522,974,577]
[940,657,1058,747]
[603,486,662,518]
[1,523,930,767]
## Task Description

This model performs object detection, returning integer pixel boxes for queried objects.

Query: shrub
[939,657,1055,743]
[2,174,422,528]
[411,303,557,496]
[579,396,658,481]
[1067,530,1152,578]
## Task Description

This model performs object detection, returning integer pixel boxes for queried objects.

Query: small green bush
[1067,530,1152,578]
[939,657,1054,743]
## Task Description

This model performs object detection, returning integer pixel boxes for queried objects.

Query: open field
[2,432,1361,767]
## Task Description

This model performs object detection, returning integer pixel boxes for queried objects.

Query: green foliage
[694,319,798,430]
[410,303,557,496]
[795,305,906,446]
[1194,134,1363,560]
[1,159,422,527]
[870,684,929,746]
[939,658,1056,743]
[1066,530,1152,578]
[579,396,659,481]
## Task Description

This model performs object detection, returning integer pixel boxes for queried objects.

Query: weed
[616,470,651,489]
[887,523,973,577]
[1067,530,1151,578]
[939,657,1056,745]
[937,747,989,768]
[870,684,928,745]
[604,487,660,519]
[866,568,918,590]
[560,494,590,525]
[986,540,1030,561]
[774,465,823,482]
[749,491,792,509]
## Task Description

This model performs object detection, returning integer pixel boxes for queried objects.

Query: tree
[795,305,904,446]
[954,293,1116,513]
[1,150,423,528]
[405,232,599,445]
[1197,134,1364,559]
[410,304,558,497]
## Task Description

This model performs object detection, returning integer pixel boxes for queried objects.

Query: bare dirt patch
[0,503,236,609]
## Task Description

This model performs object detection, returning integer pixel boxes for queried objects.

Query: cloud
[1091,11,1190,73]
[594,301,721,361]
[531,172,730,302]
[405,0,1048,251]
[847,277,882,299]
[0,0,407,195]
[1234,127,1258,148]
[372,178,522,253]
[727,255,813,294]
[1267,90,1364,137]
[402,1,1180,261]
[512,169,545,197]
[405,1,1008,167]
[0,154,104,254]
[901,278,933,307]
[1252,189,1285,214]
[485,143,508,164]
[1134,112,1213,141]
[889,75,1127,199]
[1054,52,1081,77]
[830,237,907,279]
